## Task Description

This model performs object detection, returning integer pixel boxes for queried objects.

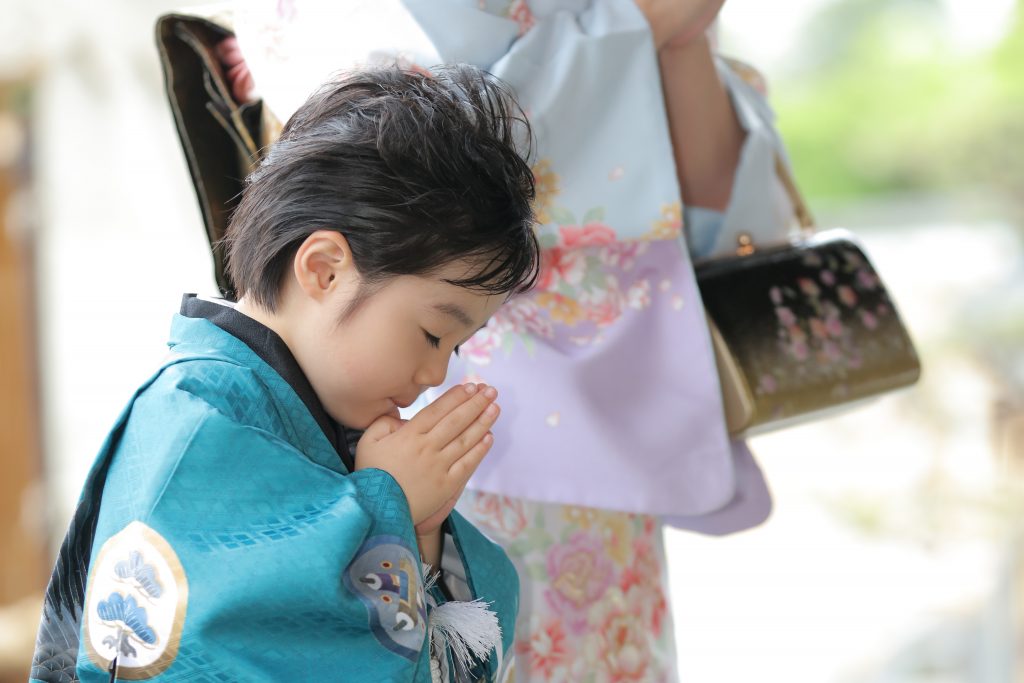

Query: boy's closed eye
[423,330,461,356]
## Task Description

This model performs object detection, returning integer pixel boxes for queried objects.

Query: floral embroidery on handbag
[757,243,897,398]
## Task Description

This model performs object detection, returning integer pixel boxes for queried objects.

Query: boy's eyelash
[424,330,461,356]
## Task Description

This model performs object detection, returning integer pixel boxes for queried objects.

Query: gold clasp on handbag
[735,233,756,257]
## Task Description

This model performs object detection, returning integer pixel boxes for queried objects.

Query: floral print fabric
[459,492,677,683]
[232,0,796,520]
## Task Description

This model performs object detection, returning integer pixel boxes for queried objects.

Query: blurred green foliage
[772,0,1024,205]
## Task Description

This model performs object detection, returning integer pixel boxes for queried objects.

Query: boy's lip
[390,397,415,409]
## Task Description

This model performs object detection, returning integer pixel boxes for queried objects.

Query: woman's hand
[633,0,726,50]
[355,383,499,527]
[215,36,257,104]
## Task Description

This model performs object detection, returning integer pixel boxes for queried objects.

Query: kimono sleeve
[684,56,798,260]
[662,439,773,534]
[76,407,432,682]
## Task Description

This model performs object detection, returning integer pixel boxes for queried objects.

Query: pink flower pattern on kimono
[457,493,675,683]
[493,297,554,339]
[599,241,648,271]
[456,155,681,362]
[506,0,537,37]
[460,326,503,366]
[538,248,587,290]
[582,288,625,328]
[461,297,554,364]
[545,532,615,634]
[468,494,529,539]
[457,194,678,364]
[626,280,652,310]
[560,223,617,249]
[618,524,668,638]
[584,588,655,683]
[517,619,572,681]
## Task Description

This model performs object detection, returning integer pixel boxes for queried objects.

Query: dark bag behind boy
[156,10,272,299]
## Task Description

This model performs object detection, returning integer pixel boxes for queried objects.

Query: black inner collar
[179,294,357,472]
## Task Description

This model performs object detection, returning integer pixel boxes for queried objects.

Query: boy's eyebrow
[433,302,474,328]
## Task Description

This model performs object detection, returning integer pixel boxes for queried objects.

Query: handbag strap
[774,153,815,230]
[732,155,814,257]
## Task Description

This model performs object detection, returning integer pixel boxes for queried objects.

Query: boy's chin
[337,404,401,431]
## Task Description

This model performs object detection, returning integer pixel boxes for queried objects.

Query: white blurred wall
[3,0,219,532]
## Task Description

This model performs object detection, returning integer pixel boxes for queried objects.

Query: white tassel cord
[422,564,438,592]
[421,564,502,673]
[429,599,502,673]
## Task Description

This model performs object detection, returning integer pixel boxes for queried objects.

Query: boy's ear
[293,230,357,300]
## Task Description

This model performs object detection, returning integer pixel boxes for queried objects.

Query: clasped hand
[355,383,499,535]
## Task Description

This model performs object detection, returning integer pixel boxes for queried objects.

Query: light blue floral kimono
[31,300,518,682]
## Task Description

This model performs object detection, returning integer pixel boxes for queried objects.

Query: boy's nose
[414,359,447,388]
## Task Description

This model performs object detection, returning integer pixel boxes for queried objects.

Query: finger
[441,402,500,464]
[447,432,494,484]
[408,383,480,433]
[361,414,404,443]
[428,387,498,450]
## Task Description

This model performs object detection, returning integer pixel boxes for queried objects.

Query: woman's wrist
[659,31,710,62]
[636,0,723,51]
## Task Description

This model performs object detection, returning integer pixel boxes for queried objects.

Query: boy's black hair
[223,63,539,312]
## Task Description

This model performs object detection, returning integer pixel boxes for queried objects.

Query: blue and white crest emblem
[84,521,188,678]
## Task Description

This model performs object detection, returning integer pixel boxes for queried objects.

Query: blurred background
[0,0,1021,681]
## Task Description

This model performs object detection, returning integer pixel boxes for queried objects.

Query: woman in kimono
[31,65,538,682]
[225,1,798,679]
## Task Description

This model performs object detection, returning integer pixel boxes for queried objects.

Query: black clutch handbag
[156,10,272,299]
[696,159,921,436]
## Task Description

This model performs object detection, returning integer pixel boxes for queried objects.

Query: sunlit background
[0,1,1021,681]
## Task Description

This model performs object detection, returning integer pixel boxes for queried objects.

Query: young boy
[30,64,538,682]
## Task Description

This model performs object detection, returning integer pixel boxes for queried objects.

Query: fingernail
[485,403,498,416]
[464,383,478,394]
[484,386,498,399]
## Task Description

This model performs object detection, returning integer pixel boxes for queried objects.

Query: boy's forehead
[432,301,474,327]
[407,274,503,326]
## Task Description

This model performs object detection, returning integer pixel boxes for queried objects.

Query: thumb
[360,414,405,443]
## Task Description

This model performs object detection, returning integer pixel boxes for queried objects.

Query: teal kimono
[31,296,519,682]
